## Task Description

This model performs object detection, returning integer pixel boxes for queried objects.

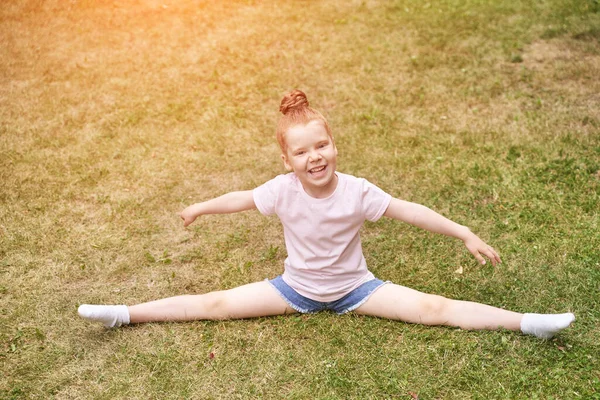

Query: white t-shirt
[253,172,392,302]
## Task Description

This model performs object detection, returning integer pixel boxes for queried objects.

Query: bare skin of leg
[128,281,297,323]
[355,283,523,331]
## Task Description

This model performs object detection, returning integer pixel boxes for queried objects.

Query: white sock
[78,304,130,328]
[520,312,575,339]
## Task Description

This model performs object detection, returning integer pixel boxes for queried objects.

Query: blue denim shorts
[267,276,388,315]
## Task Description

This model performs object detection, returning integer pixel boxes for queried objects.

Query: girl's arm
[383,198,501,266]
[180,190,256,227]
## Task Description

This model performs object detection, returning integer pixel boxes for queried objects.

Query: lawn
[1,0,599,398]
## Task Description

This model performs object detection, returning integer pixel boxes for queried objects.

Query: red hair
[276,90,332,152]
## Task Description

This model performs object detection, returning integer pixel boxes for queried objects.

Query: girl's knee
[419,294,450,320]
[199,291,230,319]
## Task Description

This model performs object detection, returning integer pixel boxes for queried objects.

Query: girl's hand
[463,233,501,266]
[180,204,201,227]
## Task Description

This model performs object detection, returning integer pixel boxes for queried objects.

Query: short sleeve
[362,179,392,222]
[253,174,286,216]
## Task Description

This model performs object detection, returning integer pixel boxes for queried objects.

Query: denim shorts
[267,275,388,315]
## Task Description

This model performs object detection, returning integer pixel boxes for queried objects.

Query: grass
[1,0,599,398]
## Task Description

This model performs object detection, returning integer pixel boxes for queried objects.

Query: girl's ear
[281,154,293,171]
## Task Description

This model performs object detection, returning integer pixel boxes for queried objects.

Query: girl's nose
[309,151,322,162]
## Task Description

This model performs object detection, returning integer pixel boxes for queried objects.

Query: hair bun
[279,89,309,115]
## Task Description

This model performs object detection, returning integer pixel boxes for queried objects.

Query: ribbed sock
[520,312,575,339]
[78,304,130,328]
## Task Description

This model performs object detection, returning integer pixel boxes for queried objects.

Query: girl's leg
[355,283,521,330]
[79,281,297,327]
[130,281,296,322]
[355,283,574,338]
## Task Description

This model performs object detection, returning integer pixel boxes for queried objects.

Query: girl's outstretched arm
[180,190,256,227]
[383,198,501,266]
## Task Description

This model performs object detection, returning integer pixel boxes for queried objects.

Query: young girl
[79,90,575,339]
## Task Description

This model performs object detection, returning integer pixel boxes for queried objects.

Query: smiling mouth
[309,165,326,174]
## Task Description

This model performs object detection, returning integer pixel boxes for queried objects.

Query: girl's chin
[309,170,328,180]
[309,170,333,183]
[307,172,337,191]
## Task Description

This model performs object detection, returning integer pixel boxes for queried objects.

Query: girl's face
[281,120,338,199]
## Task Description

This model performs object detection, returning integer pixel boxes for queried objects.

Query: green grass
[1,0,599,398]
